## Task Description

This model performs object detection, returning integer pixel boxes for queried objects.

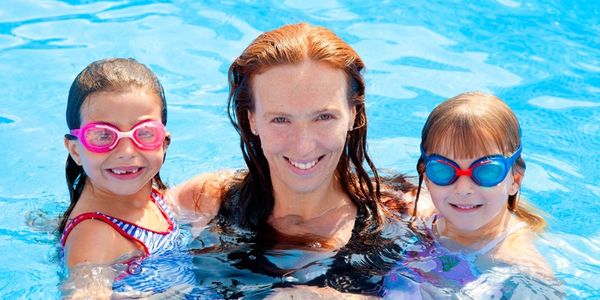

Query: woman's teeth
[289,159,318,170]
[451,204,482,209]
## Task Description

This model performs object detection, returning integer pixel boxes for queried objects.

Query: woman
[172,22,418,296]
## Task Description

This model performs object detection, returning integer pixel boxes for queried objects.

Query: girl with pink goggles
[68,120,166,153]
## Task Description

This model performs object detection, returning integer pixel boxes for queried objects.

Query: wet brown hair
[225,23,383,232]
[58,58,168,233]
[414,92,545,231]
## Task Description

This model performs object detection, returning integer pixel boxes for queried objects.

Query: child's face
[65,89,168,196]
[425,148,521,233]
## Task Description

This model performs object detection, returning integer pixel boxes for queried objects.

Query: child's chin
[108,185,147,196]
[450,221,484,233]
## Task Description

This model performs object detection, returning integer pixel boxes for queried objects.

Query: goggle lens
[472,161,506,186]
[426,160,456,185]
[133,123,163,145]
[70,120,166,153]
[84,127,117,147]
[421,145,521,187]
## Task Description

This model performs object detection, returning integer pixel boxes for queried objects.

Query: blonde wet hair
[414,92,545,232]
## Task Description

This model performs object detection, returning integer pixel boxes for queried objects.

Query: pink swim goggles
[69,120,166,153]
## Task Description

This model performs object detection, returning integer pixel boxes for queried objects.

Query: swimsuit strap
[60,212,150,256]
[151,188,176,227]
[60,189,175,256]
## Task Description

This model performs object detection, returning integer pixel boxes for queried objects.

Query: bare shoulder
[168,169,240,217]
[383,185,435,218]
[63,219,141,268]
[496,227,555,280]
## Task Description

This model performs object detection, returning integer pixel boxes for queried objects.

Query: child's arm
[63,220,141,268]
[61,263,114,299]
[62,220,142,299]
[168,169,237,226]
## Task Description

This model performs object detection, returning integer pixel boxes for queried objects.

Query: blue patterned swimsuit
[60,188,212,297]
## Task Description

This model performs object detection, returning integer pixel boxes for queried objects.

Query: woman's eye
[272,117,288,124]
[317,114,334,121]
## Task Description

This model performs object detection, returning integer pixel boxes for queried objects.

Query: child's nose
[454,175,475,196]
[114,137,137,158]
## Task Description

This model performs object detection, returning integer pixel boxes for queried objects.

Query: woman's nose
[291,124,316,155]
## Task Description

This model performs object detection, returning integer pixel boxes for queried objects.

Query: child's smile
[70,89,167,197]
[426,153,519,234]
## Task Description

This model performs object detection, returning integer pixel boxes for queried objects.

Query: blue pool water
[0,0,598,298]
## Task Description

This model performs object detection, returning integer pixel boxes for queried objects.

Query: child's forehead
[80,89,163,125]
[82,89,162,108]
[427,136,505,160]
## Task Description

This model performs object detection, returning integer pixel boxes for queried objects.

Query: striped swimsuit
[60,188,182,259]
[60,189,217,297]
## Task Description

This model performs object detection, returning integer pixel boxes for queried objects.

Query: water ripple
[348,23,522,99]
[0,1,115,23]
[529,96,600,109]
[0,114,16,124]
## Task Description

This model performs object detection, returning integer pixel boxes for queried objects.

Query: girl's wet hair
[59,58,168,233]
[413,92,545,231]
[224,22,384,233]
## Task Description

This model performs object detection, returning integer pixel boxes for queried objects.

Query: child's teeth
[455,204,477,209]
[112,168,139,174]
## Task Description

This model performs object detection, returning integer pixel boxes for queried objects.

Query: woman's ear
[348,104,357,131]
[247,110,258,135]
[64,137,82,166]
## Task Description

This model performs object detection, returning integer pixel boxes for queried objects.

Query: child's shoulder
[63,216,141,268]
[495,224,554,280]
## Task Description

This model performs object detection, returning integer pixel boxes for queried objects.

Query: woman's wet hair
[59,58,168,233]
[413,91,545,231]
[224,23,384,233]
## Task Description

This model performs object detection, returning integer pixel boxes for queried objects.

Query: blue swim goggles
[420,145,522,187]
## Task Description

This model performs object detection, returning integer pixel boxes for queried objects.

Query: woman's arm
[168,169,238,226]
[380,174,436,217]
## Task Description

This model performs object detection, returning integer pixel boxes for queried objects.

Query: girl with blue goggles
[420,144,522,187]
[394,92,556,291]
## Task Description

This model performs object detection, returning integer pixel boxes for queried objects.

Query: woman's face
[248,60,356,197]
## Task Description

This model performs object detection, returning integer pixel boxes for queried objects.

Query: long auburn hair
[58,58,168,233]
[224,23,383,232]
[413,92,545,231]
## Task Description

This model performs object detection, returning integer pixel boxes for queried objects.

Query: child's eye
[317,113,334,121]
[271,117,288,124]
